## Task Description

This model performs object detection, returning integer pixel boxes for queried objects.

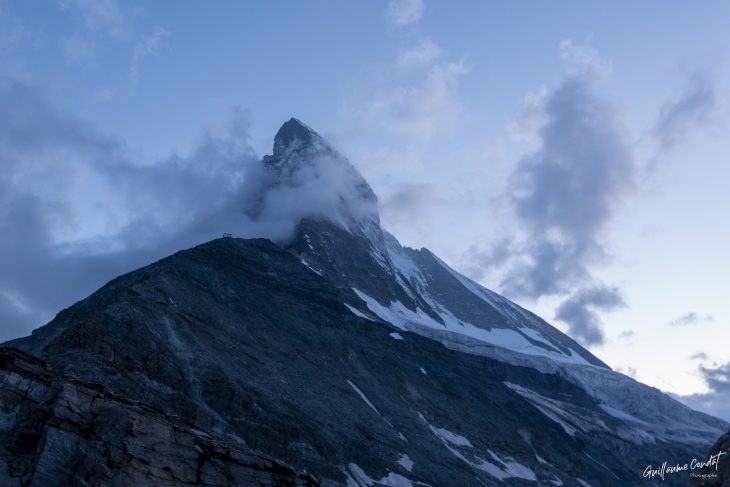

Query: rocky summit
[2,119,728,486]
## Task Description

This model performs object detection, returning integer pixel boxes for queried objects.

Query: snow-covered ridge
[347,230,597,367]
[353,287,591,366]
[342,230,728,447]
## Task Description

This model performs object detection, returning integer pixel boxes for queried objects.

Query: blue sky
[1,0,729,419]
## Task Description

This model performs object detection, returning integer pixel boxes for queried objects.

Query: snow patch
[485,450,537,481]
[420,414,535,482]
[383,232,428,291]
[346,463,427,487]
[517,326,561,353]
[390,332,404,340]
[419,367,427,376]
[353,288,590,366]
[378,472,422,487]
[397,454,414,472]
[428,425,473,448]
[345,303,374,321]
[599,403,648,425]
[300,258,323,276]
[504,382,578,436]
[347,463,373,486]
[352,289,410,331]
[347,380,381,416]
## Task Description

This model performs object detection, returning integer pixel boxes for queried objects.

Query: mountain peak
[271,117,326,159]
[255,118,379,231]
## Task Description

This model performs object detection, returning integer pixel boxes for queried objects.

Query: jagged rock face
[288,218,608,369]
[2,118,728,486]
[255,118,379,231]
[2,238,719,486]
[0,347,318,487]
[689,431,730,487]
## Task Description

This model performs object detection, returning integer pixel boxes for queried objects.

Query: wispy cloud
[506,85,549,145]
[653,72,717,152]
[352,53,468,140]
[666,312,714,327]
[54,1,171,95]
[386,0,424,27]
[342,35,470,244]
[559,39,612,78]
[130,27,170,84]
[395,38,443,69]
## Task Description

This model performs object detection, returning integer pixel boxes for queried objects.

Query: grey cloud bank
[502,76,634,300]
[0,78,258,341]
[464,52,721,349]
[467,70,636,346]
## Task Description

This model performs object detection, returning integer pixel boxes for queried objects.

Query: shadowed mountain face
[2,119,728,486]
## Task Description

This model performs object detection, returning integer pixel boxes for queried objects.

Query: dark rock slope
[0,347,317,486]
[1,237,716,486]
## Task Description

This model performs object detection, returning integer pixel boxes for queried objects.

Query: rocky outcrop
[0,347,318,487]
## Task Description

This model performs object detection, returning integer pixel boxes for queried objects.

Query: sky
[0,0,728,420]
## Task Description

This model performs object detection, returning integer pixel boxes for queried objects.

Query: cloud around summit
[0,79,388,342]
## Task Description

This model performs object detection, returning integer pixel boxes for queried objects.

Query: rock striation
[0,347,318,486]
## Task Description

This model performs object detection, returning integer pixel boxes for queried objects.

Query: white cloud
[337,34,481,254]
[130,27,170,84]
[386,0,424,27]
[395,38,444,68]
[653,72,717,152]
[506,85,549,145]
[354,59,468,139]
[559,39,612,78]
